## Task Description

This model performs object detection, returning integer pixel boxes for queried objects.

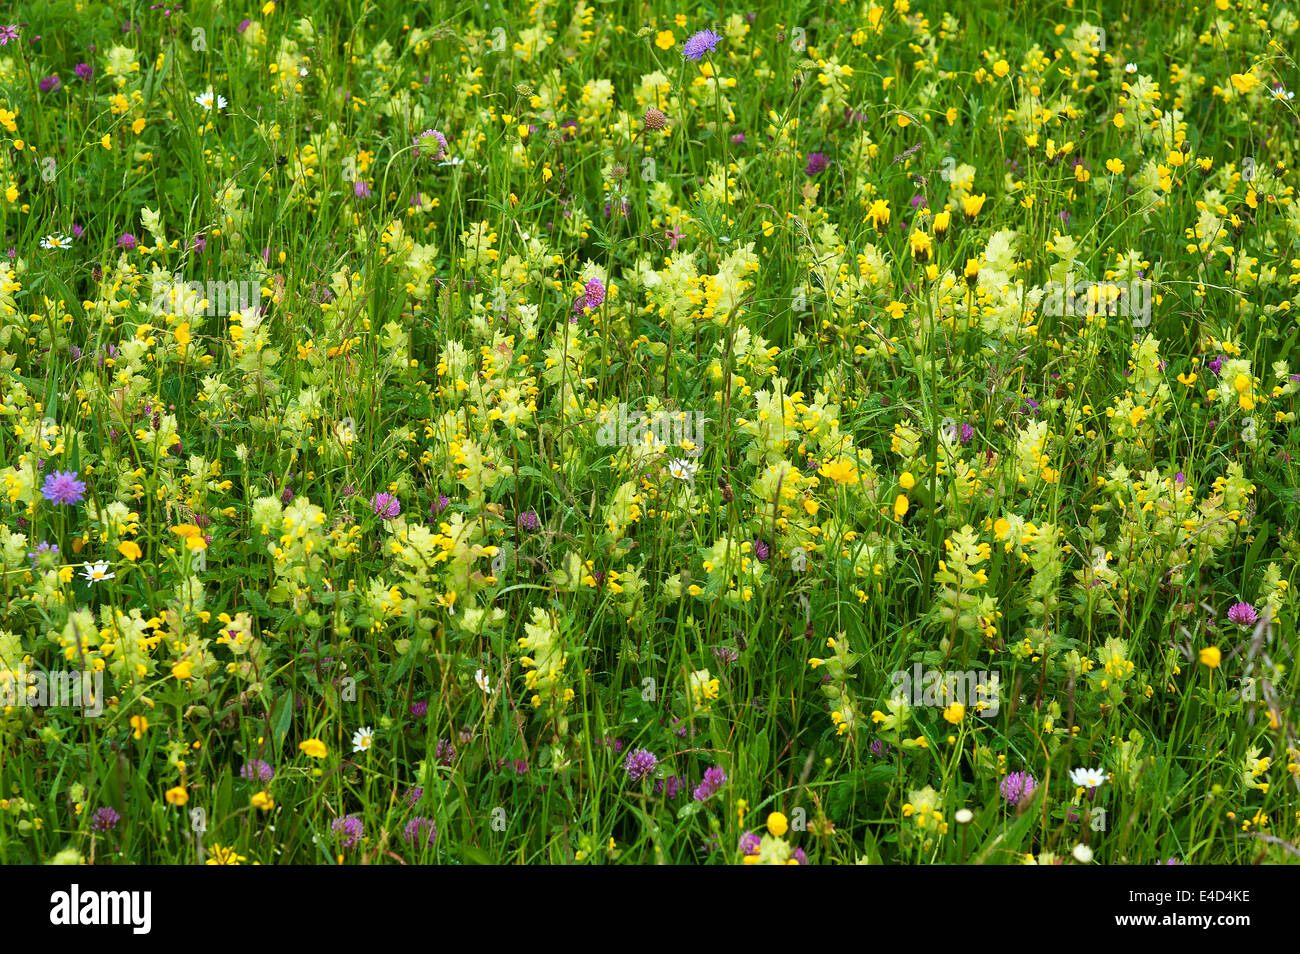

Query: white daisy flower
[439,156,465,167]
[668,459,696,482]
[1273,85,1295,101]
[41,233,72,250]
[1124,62,1137,74]
[81,562,116,583]
[194,91,228,110]
[1069,766,1107,789]
[474,668,491,693]
[351,726,375,753]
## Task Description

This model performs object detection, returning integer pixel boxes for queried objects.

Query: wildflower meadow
[2,0,1300,877]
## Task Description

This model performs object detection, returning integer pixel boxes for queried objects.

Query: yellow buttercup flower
[299,738,328,758]
[1200,646,1221,668]
[767,812,789,837]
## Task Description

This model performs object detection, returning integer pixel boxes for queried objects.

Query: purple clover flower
[805,152,829,176]
[692,766,727,801]
[624,748,658,782]
[403,816,437,846]
[331,814,364,848]
[239,759,275,783]
[1000,771,1037,806]
[1227,601,1259,626]
[371,492,401,519]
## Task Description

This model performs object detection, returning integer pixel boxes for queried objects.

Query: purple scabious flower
[74,63,92,80]
[683,29,721,60]
[331,814,364,848]
[39,74,61,92]
[517,510,540,531]
[239,759,275,783]
[738,831,762,856]
[28,540,59,568]
[414,129,449,161]
[804,152,829,176]
[91,807,120,831]
[692,766,727,801]
[1000,771,1037,806]
[41,470,86,505]
[1227,601,1259,626]
[1207,355,1223,376]
[371,492,401,519]
[624,747,659,782]
[403,816,437,846]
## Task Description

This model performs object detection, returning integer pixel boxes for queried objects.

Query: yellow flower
[1105,158,1125,174]
[899,471,916,490]
[132,117,146,134]
[165,785,188,806]
[171,524,208,551]
[299,738,328,758]
[171,659,193,680]
[767,811,789,837]
[961,193,986,219]
[655,30,675,50]
[1230,72,1259,95]
[130,715,149,738]
[943,702,965,724]
[118,540,142,561]
[100,134,112,150]
[909,229,933,262]
[251,791,274,811]
[893,494,909,519]
[1113,113,1125,129]
[992,59,1010,77]
[818,459,857,484]
[1200,646,1221,668]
